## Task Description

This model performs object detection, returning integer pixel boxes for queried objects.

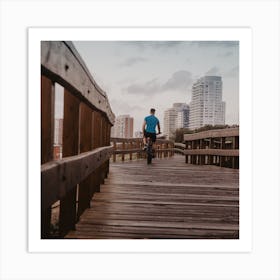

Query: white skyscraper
[163,107,177,140]
[189,76,225,129]
[164,103,190,140]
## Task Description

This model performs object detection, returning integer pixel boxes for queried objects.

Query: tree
[175,128,192,142]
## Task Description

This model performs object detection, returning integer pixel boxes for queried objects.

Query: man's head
[150,108,156,115]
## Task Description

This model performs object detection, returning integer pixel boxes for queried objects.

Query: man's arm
[157,122,161,134]
[142,120,146,134]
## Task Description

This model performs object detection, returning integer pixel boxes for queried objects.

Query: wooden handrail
[183,128,239,168]
[41,146,113,211]
[110,137,175,161]
[41,41,115,238]
[41,41,115,125]
[111,137,173,144]
[184,127,239,141]
[182,149,239,156]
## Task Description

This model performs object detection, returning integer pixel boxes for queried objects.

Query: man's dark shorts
[144,131,156,143]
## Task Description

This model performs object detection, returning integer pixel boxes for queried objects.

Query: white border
[28,27,252,253]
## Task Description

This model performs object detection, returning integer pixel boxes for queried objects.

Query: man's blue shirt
[145,115,159,133]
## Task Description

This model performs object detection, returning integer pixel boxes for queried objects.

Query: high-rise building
[189,76,225,129]
[164,103,190,140]
[163,108,177,140]
[111,114,134,138]
[175,103,190,129]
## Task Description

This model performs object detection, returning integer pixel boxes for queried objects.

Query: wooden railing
[110,137,174,162]
[174,142,186,154]
[183,128,239,169]
[41,41,115,238]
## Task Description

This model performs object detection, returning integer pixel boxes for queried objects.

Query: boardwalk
[65,156,239,239]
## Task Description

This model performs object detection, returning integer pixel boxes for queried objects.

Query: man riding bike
[142,108,161,153]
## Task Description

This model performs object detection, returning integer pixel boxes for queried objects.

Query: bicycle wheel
[147,151,152,164]
[147,145,152,164]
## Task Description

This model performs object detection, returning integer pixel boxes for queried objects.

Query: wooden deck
[65,155,239,239]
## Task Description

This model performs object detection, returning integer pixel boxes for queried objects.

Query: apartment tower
[111,114,134,138]
[189,76,225,129]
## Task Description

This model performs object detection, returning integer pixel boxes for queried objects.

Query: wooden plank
[65,156,239,239]
[92,111,102,192]
[41,75,54,238]
[79,103,92,153]
[99,184,239,196]
[79,212,239,224]
[184,127,239,141]
[78,103,93,218]
[66,229,238,239]
[76,219,238,231]
[59,88,80,236]
[93,192,239,206]
[41,41,115,125]
[41,75,54,164]
[41,145,113,210]
[111,137,173,145]
[183,149,239,156]
[87,202,239,219]
[62,89,80,157]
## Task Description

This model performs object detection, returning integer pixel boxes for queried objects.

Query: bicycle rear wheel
[147,152,152,164]
[147,144,152,164]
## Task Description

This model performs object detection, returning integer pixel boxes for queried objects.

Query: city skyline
[73,41,239,133]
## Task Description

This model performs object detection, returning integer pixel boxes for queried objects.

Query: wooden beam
[78,103,93,218]
[41,41,115,125]
[59,89,80,236]
[41,75,54,238]
[184,128,239,141]
[41,75,54,164]
[41,146,114,210]
[184,149,239,157]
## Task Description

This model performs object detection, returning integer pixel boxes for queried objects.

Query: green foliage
[174,128,192,142]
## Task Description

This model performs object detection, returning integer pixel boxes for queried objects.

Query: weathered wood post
[220,137,226,167]
[77,103,93,220]
[129,141,133,161]
[59,88,80,237]
[41,76,55,239]
[209,138,214,165]
[122,141,125,161]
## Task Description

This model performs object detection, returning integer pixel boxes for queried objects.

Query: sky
[72,41,239,134]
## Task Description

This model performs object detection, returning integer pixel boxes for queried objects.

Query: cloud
[124,70,193,96]
[126,78,160,95]
[119,56,147,67]
[161,70,193,91]
[224,66,239,78]
[217,51,233,57]
[110,99,144,114]
[121,41,184,51]
[190,41,239,48]
[205,66,221,76]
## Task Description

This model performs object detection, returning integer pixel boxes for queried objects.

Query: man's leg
[143,136,147,145]
[152,134,156,157]
[143,136,148,150]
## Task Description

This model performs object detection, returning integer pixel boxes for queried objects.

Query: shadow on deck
[65,155,239,239]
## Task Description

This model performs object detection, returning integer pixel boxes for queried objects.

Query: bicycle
[146,132,161,165]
